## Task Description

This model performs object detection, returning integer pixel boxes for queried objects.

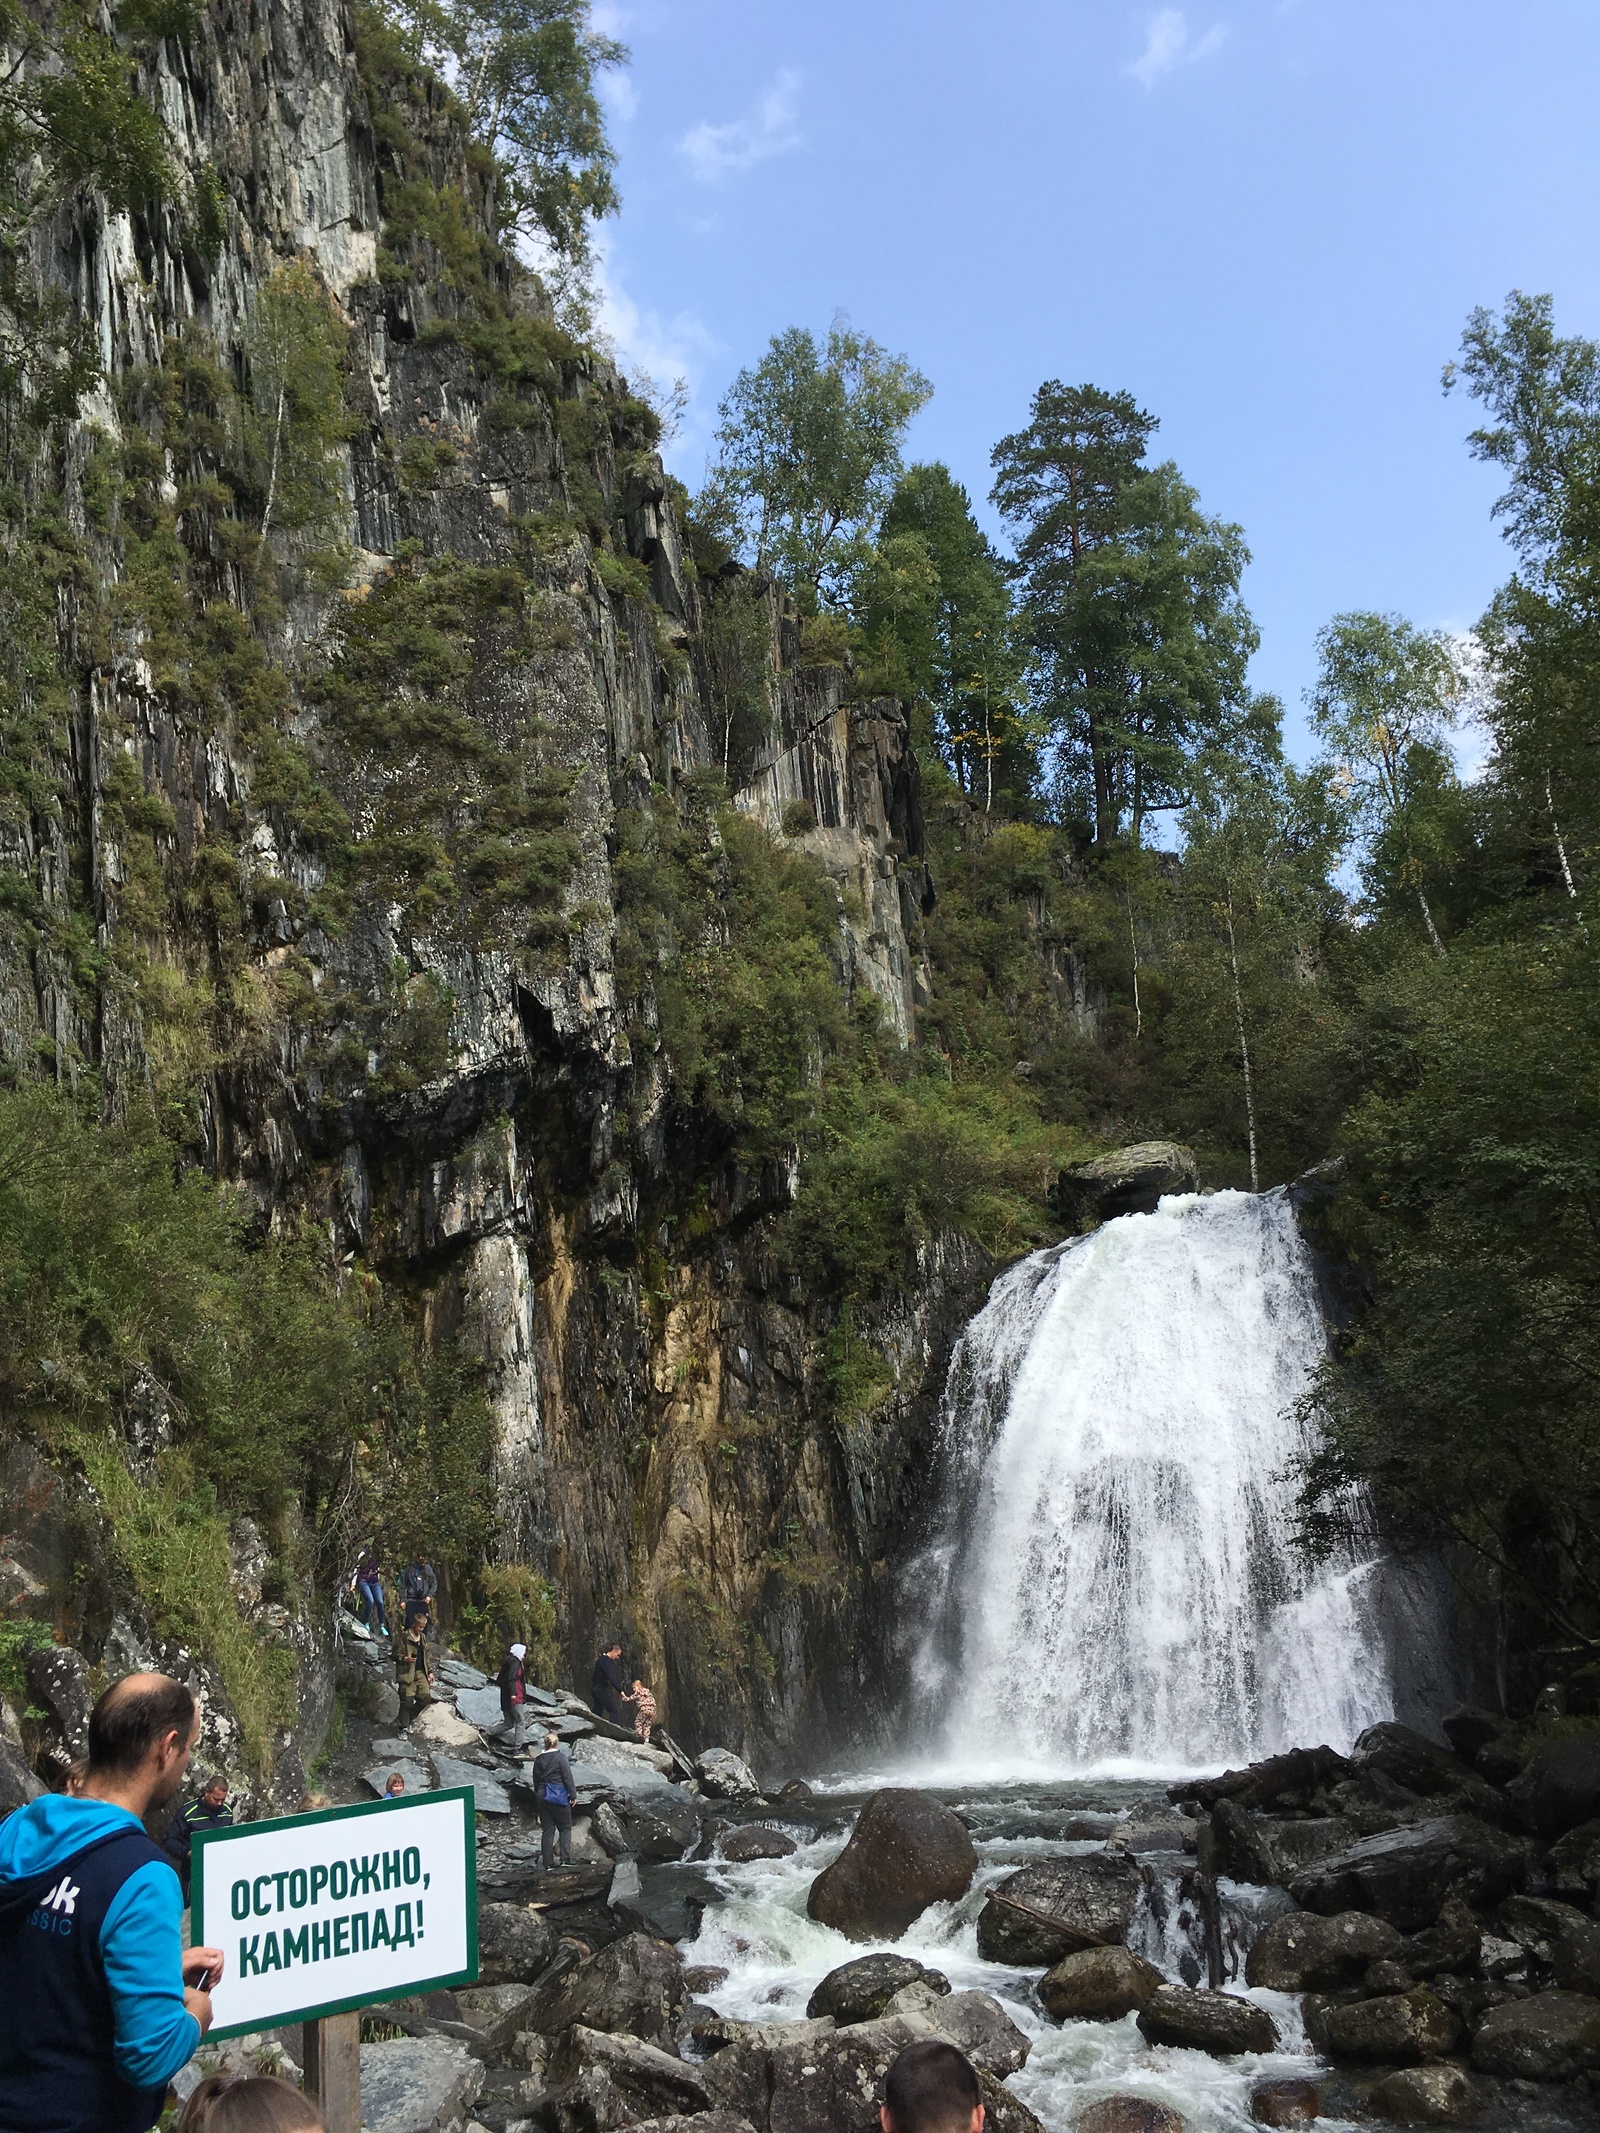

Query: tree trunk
[1127,894,1142,1040]
[1225,889,1259,1193]
[1547,769,1580,900]
[1415,884,1446,957]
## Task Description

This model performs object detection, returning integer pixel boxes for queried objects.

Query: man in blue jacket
[0,1671,226,2133]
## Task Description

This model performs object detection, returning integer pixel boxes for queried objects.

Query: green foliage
[0,1619,53,1717]
[457,1565,561,1685]
[700,324,933,609]
[243,262,353,546]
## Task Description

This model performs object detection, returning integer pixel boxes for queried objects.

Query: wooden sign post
[193,1788,479,2131]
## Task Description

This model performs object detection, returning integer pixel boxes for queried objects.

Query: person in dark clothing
[399,1559,437,1629]
[491,1642,527,1750]
[589,1640,626,1723]
[528,1730,577,1868]
[881,2040,984,2133]
[161,1773,231,1904]
[0,1671,225,2133]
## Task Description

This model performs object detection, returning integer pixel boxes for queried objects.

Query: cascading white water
[915,1188,1392,1776]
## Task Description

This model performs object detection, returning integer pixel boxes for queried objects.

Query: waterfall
[914,1188,1392,1776]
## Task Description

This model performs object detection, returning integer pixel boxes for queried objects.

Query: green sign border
[192,1785,480,2039]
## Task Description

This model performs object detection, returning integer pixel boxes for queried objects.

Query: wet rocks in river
[1370,2062,1478,2126]
[806,1954,951,2024]
[683,1966,729,1995]
[623,2116,759,2133]
[1553,1915,1600,1996]
[1548,1816,1600,1905]
[719,1825,796,1863]
[543,2024,711,2133]
[1037,1946,1164,2021]
[476,1902,556,1986]
[1244,1908,1402,1990]
[1213,1800,1358,1887]
[702,2010,1028,2133]
[976,1853,1141,1964]
[1247,2079,1318,2127]
[520,1933,687,2051]
[909,1991,1030,2076]
[1136,1986,1279,2056]
[1289,1815,1527,1930]
[1075,2097,1186,2133]
[697,1749,762,1801]
[598,1789,700,1862]
[806,1788,977,1940]
[1507,1733,1600,1837]
[1350,1722,1507,1820]
[1470,1989,1600,2080]
[358,2035,484,2133]
[1108,1800,1196,1854]
[1303,1985,1460,2065]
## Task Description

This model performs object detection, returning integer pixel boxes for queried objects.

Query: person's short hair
[178,2072,324,2131]
[544,1730,561,1747]
[88,1675,196,1775]
[200,1772,228,1796]
[883,2041,982,2133]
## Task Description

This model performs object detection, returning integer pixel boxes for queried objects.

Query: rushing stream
[679,1191,1400,2130]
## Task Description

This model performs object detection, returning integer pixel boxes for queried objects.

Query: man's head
[200,1773,228,1808]
[87,1673,197,1811]
[880,2042,984,2133]
[605,1641,622,1659]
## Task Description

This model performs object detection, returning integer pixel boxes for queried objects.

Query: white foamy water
[910,1189,1392,1777]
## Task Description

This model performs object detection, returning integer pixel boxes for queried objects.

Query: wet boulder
[476,1901,557,1986]
[720,1825,797,1864]
[1289,1815,1527,1931]
[520,1934,688,2051]
[545,2025,711,2133]
[1215,1801,1359,1888]
[1554,1916,1600,1998]
[1077,2102,1185,2133]
[1038,1946,1164,2021]
[1249,2081,1319,2127]
[806,1954,950,2024]
[1507,1733,1600,1837]
[1370,2064,1477,2125]
[624,2117,758,2133]
[1108,1800,1196,1854]
[913,1991,1030,2076]
[603,1790,701,1863]
[806,1789,976,1941]
[1057,1141,1199,1222]
[1174,1744,1351,1814]
[1305,1986,1460,2066]
[1398,1901,1483,1979]
[1471,1989,1600,2080]
[358,2035,484,2133]
[702,2007,1029,2133]
[976,1853,1142,1964]
[1548,1817,1600,1904]
[697,1749,762,1802]
[1244,1909,1402,1990]
[1441,1707,1509,1764]
[1351,1723,1506,1819]
[1136,1985,1279,2056]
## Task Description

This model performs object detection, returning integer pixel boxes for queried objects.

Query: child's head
[385,1772,405,1796]
[179,2073,325,2132]
[633,1678,647,1691]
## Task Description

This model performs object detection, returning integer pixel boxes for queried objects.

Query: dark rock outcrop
[1507,1734,1600,1837]
[976,1854,1142,1964]
[1136,1986,1279,2056]
[1471,1990,1600,2080]
[1037,1947,1164,2021]
[545,2025,711,2133]
[1214,1800,1359,1887]
[1077,2102,1185,2133]
[1289,1815,1526,1930]
[1370,2064,1477,2125]
[1244,1909,1403,1990]
[806,1790,976,1941]
[806,1955,951,2025]
[719,1826,796,1864]
[1248,2081,1319,2127]
[701,2006,1031,2133]
[1056,1142,1199,1224]
[476,1902,557,1986]
[1304,1986,1460,2065]
[521,1934,687,2051]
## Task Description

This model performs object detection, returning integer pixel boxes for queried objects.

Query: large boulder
[1214,1801,1359,1888]
[702,2010,1029,2133]
[975,1854,1142,1964]
[24,1644,91,1758]
[602,1790,700,1863]
[1554,1916,1600,1998]
[697,1749,762,1802]
[1249,2082,1319,2127]
[520,1934,687,2051]
[1057,1141,1199,1222]
[1136,1986,1278,2056]
[1370,2064,1477,2126]
[719,1825,796,1864]
[1289,1816,1526,1931]
[1305,1988,1460,2066]
[626,2118,758,2133]
[806,1789,976,1941]
[1077,2103,1185,2133]
[913,1991,1030,2076]
[545,2026,711,2133]
[1351,1723,1506,1819]
[358,2036,484,2133]
[1471,1990,1600,2080]
[1507,1733,1600,1837]
[1038,1946,1164,2021]
[1177,1745,1350,1814]
[1244,1909,1402,1990]
[806,1955,951,2024]
[476,1902,556,1986]
[1548,1817,1600,1904]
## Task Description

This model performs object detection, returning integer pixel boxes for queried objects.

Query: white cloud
[679,70,803,182]
[591,234,720,471]
[1131,9,1227,87]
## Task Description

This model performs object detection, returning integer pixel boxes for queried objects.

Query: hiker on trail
[590,1639,626,1724]
[353,1550,387,1634]
[623,1676,657,1742]
[529,1729,577,1869]
[881,2040,984,2133]
[394,1611,432,1722]
[492,1641,528,1749]
[0,1671,226,2133]
[161,1770,232,1904]
[399,1558,437,1629]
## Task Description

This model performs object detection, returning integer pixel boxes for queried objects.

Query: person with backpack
[528,1729,577,1868]
[0,1671,226,2133]
[161,1770,232,1905]
[492,1641,528,1750]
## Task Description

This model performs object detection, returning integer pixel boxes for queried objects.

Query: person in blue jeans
[0,1671,227,2133]
[353,1551,387,1634]
[528,1730,577,1868]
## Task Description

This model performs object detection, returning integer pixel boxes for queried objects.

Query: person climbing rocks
[529,1728,577,1869]
[590,1639,626,1724]
[399,1558,437,1631]
[0,1671,226,2133]
[881,2040,984,2133]
[492,1641,528,1750]
[161,1770,232,1904]
[623,1676,657,1741]
[394,1610,432,1722]
[353,1550,387,1635]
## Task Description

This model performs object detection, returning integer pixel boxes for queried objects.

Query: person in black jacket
[589,1640,626,1724]
[528,1731,577,1868]
[162,1773,231,1905]
[491,1642,527,1750]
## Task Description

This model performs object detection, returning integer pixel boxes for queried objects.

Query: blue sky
[587,1,1600,756]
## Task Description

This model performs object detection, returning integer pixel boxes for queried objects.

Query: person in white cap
[492,1642,528,1750]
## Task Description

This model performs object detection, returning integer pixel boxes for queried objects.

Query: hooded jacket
[0,1794,200,2131]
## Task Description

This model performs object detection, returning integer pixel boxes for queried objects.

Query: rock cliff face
[0,0,995,1772]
